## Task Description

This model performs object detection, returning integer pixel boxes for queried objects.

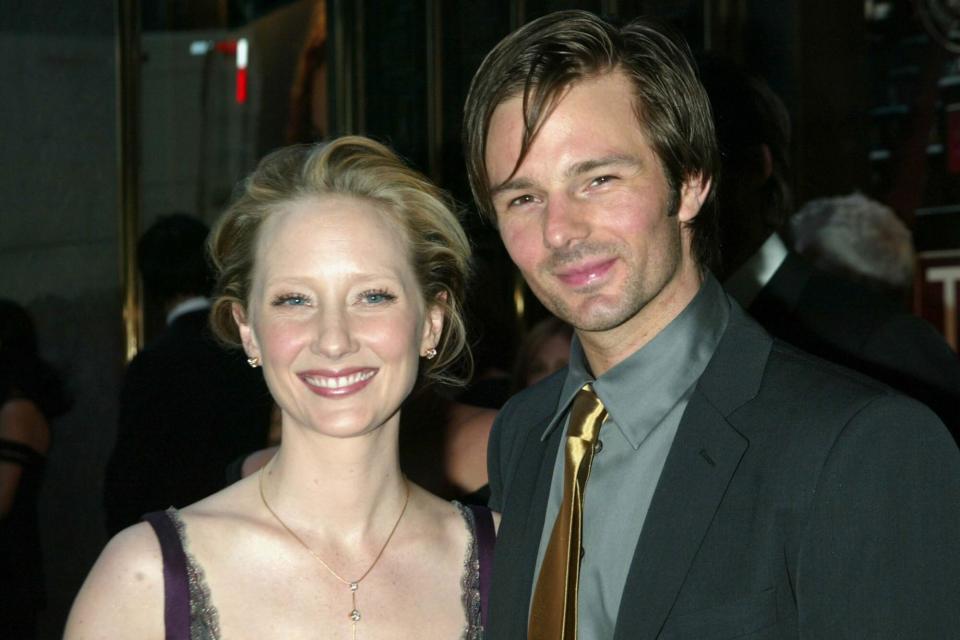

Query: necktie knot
[568,384,607,443]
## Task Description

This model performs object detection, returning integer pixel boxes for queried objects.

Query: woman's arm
[0,398,50,517]
[63,523,166,640]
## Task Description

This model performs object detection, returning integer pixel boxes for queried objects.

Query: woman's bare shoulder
[63,522,165,639]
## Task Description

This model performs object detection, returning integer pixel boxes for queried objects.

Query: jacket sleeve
[486,404,510,513]
[796,392,960,637]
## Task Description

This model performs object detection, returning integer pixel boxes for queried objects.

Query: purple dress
[143,501,495,639]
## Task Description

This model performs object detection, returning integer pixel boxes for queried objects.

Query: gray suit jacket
[487,302,960,639]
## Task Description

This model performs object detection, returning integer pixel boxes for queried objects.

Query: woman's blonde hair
[208,136,472,387]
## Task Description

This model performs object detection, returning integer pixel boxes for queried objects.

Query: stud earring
[247,357,261,368]
[424,348,437,360]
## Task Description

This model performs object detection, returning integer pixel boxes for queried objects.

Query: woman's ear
[232,302,260,360]
[421,292,447,355]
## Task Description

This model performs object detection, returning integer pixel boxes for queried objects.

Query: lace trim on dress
[165,502,482,639]
[453,501,484,639]
[165,508,222,640]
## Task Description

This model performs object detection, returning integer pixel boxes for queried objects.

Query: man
[104,214,274,534]
[698,55,960,439]
[463,10,960,638]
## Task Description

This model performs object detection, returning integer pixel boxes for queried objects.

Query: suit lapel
[613,391,747,638]
[614,305,770,638]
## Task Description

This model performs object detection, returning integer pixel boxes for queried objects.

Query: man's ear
[232,302,260,360]
[677,172,712,223]
[421,292,447,355]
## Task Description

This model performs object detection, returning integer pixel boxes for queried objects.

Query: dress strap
[467,504,496,630]
[143,510,191,640]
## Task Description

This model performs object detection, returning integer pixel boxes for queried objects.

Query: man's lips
[554,258,616,288]
[298,368,377,397]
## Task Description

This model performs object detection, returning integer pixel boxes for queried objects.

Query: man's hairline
[481,75,681,229]
[480,66,655,204]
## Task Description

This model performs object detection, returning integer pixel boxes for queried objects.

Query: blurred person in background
[103,213,273,534]
[790,191,914,303]
[0,298,70,639]
[700,54,960,439]
[511,315,573,393]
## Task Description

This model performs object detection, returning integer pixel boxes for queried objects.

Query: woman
[0,299,70,639]
[66,137,496,639]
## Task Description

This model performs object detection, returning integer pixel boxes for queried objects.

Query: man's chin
[545,297,633,334]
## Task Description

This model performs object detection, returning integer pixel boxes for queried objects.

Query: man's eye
[590,175,616,187]
[508,194,537,207]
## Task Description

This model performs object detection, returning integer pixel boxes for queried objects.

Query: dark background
[1,1,956,636]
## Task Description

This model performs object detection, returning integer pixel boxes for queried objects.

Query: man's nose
[543,195,589,249]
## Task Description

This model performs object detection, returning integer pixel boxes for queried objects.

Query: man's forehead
[484,75,649,188]
[486,93,526,146]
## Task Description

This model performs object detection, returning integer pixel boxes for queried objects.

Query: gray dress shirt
[531,275,730,638]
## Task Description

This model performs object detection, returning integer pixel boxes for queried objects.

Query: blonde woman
[66,137,496,639]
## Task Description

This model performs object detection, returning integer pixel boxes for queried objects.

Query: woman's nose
[310,309,357,359]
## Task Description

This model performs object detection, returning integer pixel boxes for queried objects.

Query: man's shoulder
[499,370,565,421]
[730,331,950,454]
[491,370,565,449]
[709,302,944,435]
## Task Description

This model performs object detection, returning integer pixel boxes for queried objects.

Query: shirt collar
[724,233,788,308]
[542,275,730,449]
[166,296,211,325]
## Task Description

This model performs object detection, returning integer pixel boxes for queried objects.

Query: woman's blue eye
[362,290,396,304]
[272,294,307,306]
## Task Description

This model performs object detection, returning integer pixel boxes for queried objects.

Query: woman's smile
[298,367,378,397]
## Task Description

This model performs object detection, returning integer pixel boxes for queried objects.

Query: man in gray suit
[463,10,960,638]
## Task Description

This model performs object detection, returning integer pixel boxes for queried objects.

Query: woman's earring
[247,356,261,368]
[424,348,437,360]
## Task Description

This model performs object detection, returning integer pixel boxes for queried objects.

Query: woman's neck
[260,422,409,542]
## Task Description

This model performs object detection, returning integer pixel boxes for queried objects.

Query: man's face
[484,70,706,338]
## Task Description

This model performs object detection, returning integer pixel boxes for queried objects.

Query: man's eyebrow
[489,177,536,200]
[489,154,643,200]
[565,154,643,178]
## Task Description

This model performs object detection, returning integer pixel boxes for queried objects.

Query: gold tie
[529,384,608,639]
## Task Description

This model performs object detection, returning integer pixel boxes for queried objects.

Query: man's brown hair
[463,10,720,271]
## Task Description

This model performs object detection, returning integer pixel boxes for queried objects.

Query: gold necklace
[258,466,410,640]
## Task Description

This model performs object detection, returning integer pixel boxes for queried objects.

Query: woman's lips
[298,368,378,397]
[555,258,616,288]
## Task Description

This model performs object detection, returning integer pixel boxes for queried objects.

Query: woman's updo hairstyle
[208,136,472,387]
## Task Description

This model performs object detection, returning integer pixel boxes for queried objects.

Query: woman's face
[234,195,443,439]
